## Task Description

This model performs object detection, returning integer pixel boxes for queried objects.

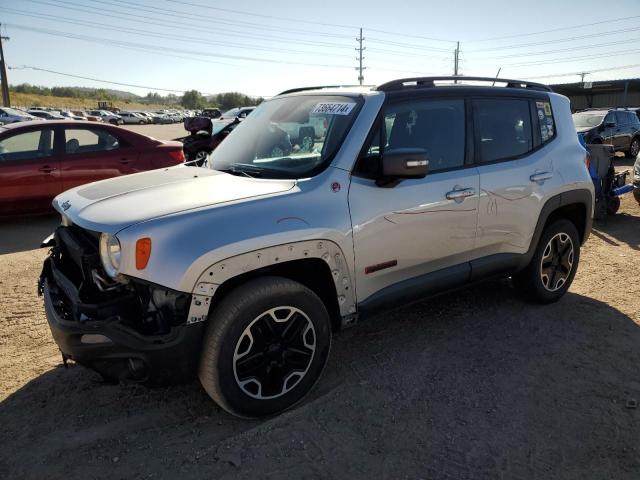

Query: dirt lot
[121,123,185,141]
[1,167,639,479]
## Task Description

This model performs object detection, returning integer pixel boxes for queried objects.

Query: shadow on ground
[1,281,639,479]
[0,213,59,255]
[593,205,640,251]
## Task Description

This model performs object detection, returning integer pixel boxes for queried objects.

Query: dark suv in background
[573,108,640,158]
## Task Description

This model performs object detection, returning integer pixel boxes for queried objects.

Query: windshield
[212,121,233,135]
[573,112,605,128]
[209,95,362,179]
[222,108,239,117]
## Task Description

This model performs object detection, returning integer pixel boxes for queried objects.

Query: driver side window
[356,98,466,178]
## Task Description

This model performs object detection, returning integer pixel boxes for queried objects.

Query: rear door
[474,96,553,262]
[613,112,631,151]
[59,126,143,191]
[0,126,62,215]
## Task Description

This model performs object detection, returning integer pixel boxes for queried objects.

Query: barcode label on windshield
[311,102,356,115]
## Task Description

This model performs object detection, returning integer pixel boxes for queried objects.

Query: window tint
[475,99,532,163]
[614,112,627,124]
[65,128,120,154]
[384,98,465,172]
[0,129,54,162]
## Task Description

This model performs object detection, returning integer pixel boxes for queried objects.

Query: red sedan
[0,121,185,216]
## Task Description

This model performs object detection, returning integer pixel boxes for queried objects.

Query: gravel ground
[0,164,639,479]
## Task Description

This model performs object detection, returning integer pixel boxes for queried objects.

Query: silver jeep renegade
[40,77,594,417]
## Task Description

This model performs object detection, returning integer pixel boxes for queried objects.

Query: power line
[487,37,640,59]
[468,26,640,52]
[0,7,354,58]
[504,48,639,68]
[38,0,353,39]
[471,14,640,42]
[20,0,352,48]
[162,0,358,30]
[367,37,452,52]
[8,65,216,95]
[6,24,355,69]
[161,0,457,44]
[525,63,640,80]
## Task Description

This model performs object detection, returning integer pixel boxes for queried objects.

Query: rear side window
[65,128,120,154]
[0,129,54,162]
[474,98,533,163]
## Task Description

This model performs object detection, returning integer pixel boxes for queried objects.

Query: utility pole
[355,28,366,85]
[578,72,589,84]
[453,41,460,83]
[0,24,10,107]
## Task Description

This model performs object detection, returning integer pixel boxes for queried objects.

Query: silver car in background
[0,107,38,123]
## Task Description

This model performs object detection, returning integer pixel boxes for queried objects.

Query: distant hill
[73,87,141,100]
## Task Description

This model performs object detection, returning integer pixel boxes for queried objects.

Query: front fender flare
[186,240,356,324]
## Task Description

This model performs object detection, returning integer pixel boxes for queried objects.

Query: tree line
[10,84,263,109]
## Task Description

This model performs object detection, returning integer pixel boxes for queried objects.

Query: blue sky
[1,0,639,98]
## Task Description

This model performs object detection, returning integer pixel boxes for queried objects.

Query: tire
[606,196,620,215]
[189,149,210,167]
[513,219,580,304]
[109,119,118,125]
[138,120,144,125]
[199,276,331,418]
[634,188,640,206]
[627,137,640,159]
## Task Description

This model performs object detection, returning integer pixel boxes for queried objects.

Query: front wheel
[199,276,331,418]
[513,219,580,303]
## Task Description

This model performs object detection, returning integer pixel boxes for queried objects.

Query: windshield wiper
[217,165,261,178]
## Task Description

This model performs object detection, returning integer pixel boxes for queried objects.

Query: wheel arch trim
[186,240,356,324]
[519,188,593,269]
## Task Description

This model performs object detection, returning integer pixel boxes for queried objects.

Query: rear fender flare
[518,188,593,269]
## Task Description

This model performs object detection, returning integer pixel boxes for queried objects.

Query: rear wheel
[199,276,331,418]
[513,219,580,303]
[109,119,118,125]
[627,137,640,158]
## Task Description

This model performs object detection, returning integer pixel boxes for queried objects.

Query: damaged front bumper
[39,226,204,384]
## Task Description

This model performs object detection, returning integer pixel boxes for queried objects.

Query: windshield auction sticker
[311,102,356,115]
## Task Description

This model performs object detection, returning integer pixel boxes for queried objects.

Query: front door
[0,127,62,215]
[349,97,479,304]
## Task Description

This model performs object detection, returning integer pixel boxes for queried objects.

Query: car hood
[53,166,296,234]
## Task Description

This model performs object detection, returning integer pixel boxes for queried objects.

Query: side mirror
[377,148,428,186]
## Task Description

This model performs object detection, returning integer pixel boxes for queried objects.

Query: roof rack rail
[376,76,553,92]
[277,85,372,96]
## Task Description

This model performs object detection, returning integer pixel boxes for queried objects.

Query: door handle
[530,172,553,183]
[38,165,57,173]
[445,187,475,201]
